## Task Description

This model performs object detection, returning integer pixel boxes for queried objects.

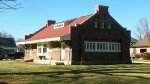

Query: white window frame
[37,43,48,56]
[84,41,121,52]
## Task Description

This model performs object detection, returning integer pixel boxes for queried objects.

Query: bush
[141,52,150,60]
[134,54,141,59]
[134,52,150,60]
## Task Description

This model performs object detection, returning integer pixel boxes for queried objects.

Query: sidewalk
[132,61,150,64]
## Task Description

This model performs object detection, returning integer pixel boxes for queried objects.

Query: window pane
[38,44,42,53]
[97,43,99,50]
[38,48,41,53]
[90,43,92,49]
[103,43,105,50]
[43,44,47,53]
[93,43,95,50]
[87,43,89,49]
[109,43,111,50]
[112,44,115,50]
[100,43,102,50]
[108,23,111,29]
[106,43,108,50]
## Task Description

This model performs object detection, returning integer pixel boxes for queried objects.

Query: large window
[84,41,121,52]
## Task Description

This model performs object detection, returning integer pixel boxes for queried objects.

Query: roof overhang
[17,35,71,45]
[0,46,17,50]
[17,37,61,45]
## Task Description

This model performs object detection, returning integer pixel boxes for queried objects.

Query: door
[61,42,65,61]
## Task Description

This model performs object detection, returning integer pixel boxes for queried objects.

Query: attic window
[107,23,111,29]
[54,23,64,29]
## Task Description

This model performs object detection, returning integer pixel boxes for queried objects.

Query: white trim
[81,14,95,24]
[16,37,60,45]
[54,23,64,29]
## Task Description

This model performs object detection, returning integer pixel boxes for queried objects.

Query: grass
[0,61,150,84]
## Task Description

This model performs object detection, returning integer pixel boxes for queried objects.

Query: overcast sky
[0,0,150,39]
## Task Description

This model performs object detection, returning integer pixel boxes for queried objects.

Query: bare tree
[135,17,150,39]
[0,0,21,10]
[15,38,24,42]
[0,30,13,38]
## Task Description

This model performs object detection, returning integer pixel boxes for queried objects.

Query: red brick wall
[71,9,131,64]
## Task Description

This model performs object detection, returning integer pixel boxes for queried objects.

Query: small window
[140,49,147,53]
[95,22,98,28]
[108,23,111,29]
[104,22,107,28]
[101,22,104,28]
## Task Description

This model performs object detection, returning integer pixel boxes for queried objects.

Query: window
[85,41,121,52]
[95,22,98,28]
[43,44,47,53]
[140,49,147,53]
[37,44,42,53]
[108,23,111,29]
[101,22,104,28]
[37,44,48,55]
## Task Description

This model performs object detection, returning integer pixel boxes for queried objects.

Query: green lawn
[0,61,150,84]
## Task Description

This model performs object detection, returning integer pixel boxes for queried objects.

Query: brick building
[17,5,131,65]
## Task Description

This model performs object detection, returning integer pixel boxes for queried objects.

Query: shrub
[141,52,150,60]
[134,54,141,59]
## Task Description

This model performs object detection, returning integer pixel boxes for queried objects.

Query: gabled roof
[132,37,150,48]
[0,38,16,49]
[26,14,93,41]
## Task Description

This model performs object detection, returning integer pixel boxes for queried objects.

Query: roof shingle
[26,14,92,41]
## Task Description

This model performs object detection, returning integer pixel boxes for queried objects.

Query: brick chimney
[47,20,56,26]
[95,5,109,14]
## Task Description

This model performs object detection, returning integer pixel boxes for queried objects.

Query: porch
[18,41,72,65]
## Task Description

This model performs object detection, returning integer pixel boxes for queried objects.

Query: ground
[0,61,150,84]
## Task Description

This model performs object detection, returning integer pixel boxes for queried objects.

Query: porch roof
[17,34,70,45]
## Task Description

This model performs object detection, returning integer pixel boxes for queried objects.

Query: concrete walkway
[132,61,150,64]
